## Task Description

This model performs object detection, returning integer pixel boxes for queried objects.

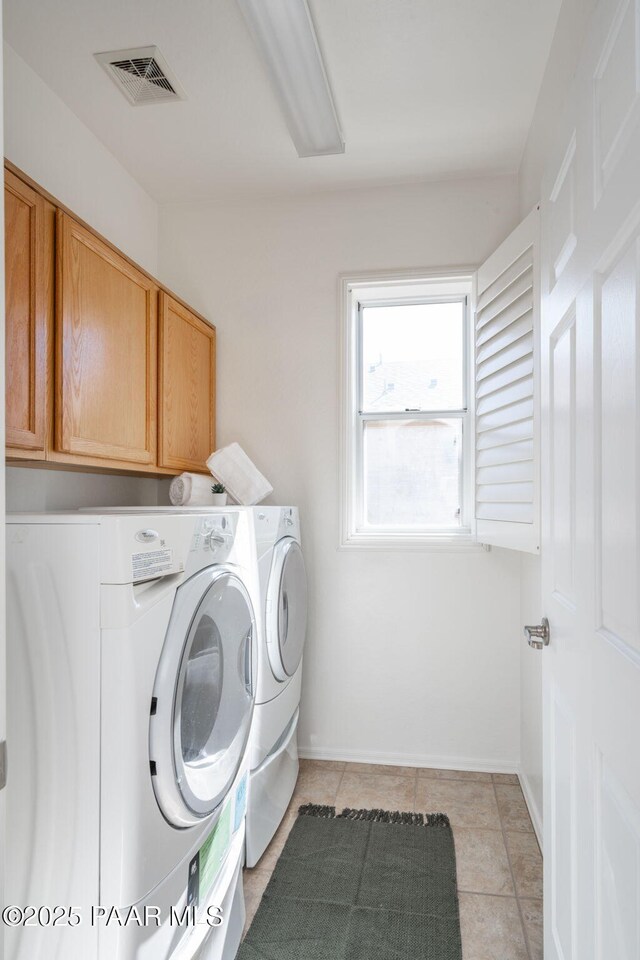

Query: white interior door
[540,0,640,957]
[0,22,7,956]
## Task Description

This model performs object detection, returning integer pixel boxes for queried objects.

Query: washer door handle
[281,589,289,645]
[243,629,253,696]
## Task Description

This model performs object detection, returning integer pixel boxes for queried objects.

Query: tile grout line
[333,765,346,809]
[492,779,534,960]
[456,888,533,901]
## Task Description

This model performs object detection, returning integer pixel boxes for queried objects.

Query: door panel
[5,171,47,453]
[158,292,216,472]
[541,0,640,957]
[593,0,640,203]
[547,133,577,290]
[596,753,640,960]
[55,212,157,464]
[550,308,576,607]
[548,690,577,960]
[596,239,639,653]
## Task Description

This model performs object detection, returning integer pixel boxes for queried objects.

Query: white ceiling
[4,0,561,204]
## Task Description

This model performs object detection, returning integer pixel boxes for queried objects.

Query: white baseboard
[518,767,543,852]
[298,744,519,775]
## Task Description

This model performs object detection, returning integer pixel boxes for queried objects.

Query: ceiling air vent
[94,46,185,106]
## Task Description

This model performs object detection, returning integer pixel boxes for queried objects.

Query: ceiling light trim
[237,0,344,158]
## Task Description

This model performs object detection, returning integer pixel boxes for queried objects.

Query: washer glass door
[266,539,307,681]
[151,567,255,827]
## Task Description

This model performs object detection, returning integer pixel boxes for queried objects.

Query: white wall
[4,44,162,512]
[6,468,159,513]
[159,176,525,769]
[4,45,158,273]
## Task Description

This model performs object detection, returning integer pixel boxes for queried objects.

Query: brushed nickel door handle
[524,618,550,650]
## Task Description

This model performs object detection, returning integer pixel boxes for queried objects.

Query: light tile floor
[243,760,543,960]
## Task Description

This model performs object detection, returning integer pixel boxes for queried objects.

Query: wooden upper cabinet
[55,212,158,465]
[158,292,216,471]
[4,166,216,475]
[5,171,50,454]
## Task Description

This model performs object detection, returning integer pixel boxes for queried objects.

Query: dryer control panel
[254,506,301,559]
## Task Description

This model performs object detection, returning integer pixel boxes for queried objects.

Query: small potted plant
[210,482,227,506]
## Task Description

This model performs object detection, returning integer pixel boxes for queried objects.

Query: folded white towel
[207,443,273,505]
[169,472,218,507]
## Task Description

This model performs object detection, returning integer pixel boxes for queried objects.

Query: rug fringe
[423,812,451,827]
[298,803,336,818]
[337,808,451,827]
[296,804,451,827]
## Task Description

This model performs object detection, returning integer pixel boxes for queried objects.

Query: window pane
[363,419,462,527]
[361,302,464,412]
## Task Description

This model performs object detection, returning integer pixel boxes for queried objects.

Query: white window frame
[339,269,480,550]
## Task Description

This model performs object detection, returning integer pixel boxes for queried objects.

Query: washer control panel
[94,512,239,584]
[191,515,233,553]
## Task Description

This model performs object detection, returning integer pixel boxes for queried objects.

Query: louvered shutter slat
[476,312,533,364]
[477,397,534,433]
[476,269,533,331]
[476,375,534,415]
[476,355,533,399]
[476,249,533,312]
[476,439,534,469]
[476,295,533,347]
[477,461,534,485]
[476,331,533,382]
[476,419,534,450]
[477,482,534,503]
[476,502,534,523]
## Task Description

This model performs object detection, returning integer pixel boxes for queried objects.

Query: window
[341,272,475,547]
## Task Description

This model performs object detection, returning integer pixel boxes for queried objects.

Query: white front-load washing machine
[245,506,307,868]
[6,509,259,960]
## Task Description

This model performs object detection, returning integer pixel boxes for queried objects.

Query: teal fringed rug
[238,804,463,960]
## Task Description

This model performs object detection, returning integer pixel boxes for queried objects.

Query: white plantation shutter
[474,207,540,553]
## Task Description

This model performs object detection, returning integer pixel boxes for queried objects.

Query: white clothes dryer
[245,506,307,868]
[6,510,259,960]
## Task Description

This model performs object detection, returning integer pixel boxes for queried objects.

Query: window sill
[339,531,489,553]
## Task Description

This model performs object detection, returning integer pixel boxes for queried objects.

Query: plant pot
[210,493,227,505]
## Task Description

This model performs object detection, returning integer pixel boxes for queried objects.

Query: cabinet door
[56,213,157,465]
[5,171,48,454]
[158,293,216,472]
